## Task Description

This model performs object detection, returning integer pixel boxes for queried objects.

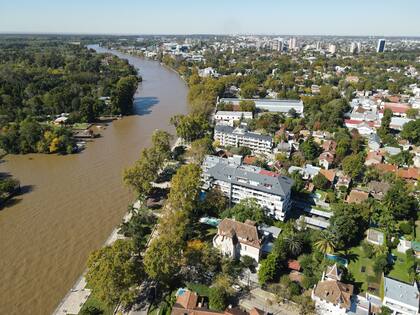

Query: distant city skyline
[1,0,420,37]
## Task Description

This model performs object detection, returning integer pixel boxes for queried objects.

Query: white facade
[311,291,347,315]
[213,234,260,263]
[214,125,273,155]
[202,156,293,221]
[214,111,253,126]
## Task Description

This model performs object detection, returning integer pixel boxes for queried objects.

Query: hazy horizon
[1,0,419,37]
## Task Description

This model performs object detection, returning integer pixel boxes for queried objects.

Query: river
[0,45,188,315]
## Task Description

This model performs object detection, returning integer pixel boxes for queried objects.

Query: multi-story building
[383,277,419,315]
[214,111,253,126]
[214,125,273,155]
[377,39,386,53]
[202,155,293,221]
[219,98,304,116]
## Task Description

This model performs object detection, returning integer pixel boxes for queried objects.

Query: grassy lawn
[78,294,114,315]
[72,123,91,130]
[416,220,420,242]
[187,283,211,297]
[388,250,411,283]
[346,246,378,293]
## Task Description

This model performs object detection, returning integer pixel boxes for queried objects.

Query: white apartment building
[214,111,253,126]
[214,125,273,155]
[202,156,293,221]
[383,277,419,315]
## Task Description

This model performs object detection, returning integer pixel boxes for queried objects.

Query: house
[320,169,337,185]
[374,163,397,174]
[383,277,419,315]
[322,140,337,153]
[218,98,304,115]
[288,164,321,180]
[214,125,273,155]
[274,142,292,158]
[287,259,301,272]
[365,151,383,166]
[346,189,369,204]
[213,218,262,262]
[202,155,293,221]
[367,134,381,151]
[397,238,412,254]
[367,181,390,200]
[344,120,376,136]
[381,102,411,117]
[412,241,420,259]
[214,111,253,126]
[397,168,419,181]
[366,229,385,246]
[319,151,335,169]
[335,173,352,191]
[311,264,354,314]
[171,289,250,315]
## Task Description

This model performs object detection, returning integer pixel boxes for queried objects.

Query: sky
[0,0,419,36]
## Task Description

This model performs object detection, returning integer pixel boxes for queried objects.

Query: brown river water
[0,45,188,315]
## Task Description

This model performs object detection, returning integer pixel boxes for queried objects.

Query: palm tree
[315,231,336,254]
[284,234,303,256]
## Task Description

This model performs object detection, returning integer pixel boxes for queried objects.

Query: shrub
[399,222,413,235]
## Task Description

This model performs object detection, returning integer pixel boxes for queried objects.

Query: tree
[112,75,138,114]
[387,150,413,167]
[239,100,256,112]
[400,119,420,145]
[377,108,393,141]
[258,253,278,285]
[289,170,305,194]
[144,234,184,287]
[314,231,336,254]
[342,153,364,179]
[221,198,268,224]
[200,187,228,217]
[167,164,202,216]
[170,114,209,142]
[328,203,366,248]
[209,287,227,311]
[86,240,140,307]
[299,136,320,161]
[188,137,214,163]
[406,108,418,119]
[383,179,417,220]
[80,96,96,122]
[240,82,258,99]
[284,233,304,256]
[312,173,329,190]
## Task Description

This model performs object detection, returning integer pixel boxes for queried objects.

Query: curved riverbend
[0,45,188,315]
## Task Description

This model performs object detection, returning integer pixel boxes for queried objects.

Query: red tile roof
[287,259,301,271]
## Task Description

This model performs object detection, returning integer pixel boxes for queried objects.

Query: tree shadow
[0,185,35,211]
[133,96,159,116]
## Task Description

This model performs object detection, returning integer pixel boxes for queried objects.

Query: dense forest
[0,37,139,154]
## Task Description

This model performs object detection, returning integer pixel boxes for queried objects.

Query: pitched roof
[397,167,419,180]
[366,151,383,163]
[322,140,337,153]
[374,163,397,173]
[367,181,391,200]
[218,218,261,248]
[325,264,342,281]
[346,189,369,204]
[320,169,336,182]
[313,280,354,310]
[287,259,301,271]
[319,151,334,163]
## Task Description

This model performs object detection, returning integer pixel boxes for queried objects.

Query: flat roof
[384,277,419,308]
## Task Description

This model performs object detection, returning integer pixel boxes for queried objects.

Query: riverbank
[0,46,189,315]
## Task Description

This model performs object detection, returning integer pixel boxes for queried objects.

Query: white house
[214,111,253,126]
[383,277,419,315]
[213,218,261,263]
[311,264,354,314]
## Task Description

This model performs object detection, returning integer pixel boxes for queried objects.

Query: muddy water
[0,45,188,315]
